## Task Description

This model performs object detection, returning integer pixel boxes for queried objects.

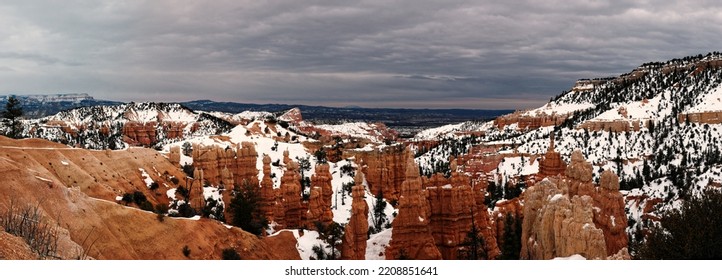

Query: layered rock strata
[341,172,369,260]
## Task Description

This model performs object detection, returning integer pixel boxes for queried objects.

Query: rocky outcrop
[306,163,333,228]
[191,142,259,187]
[386,155,442,260]
[492,198,523,254]
[594,170,629,255]
[425,171,500,259]
[679,111,722,124]
[537,134,566,178]
[0,136,298,260]
[578,119,646,132]
[520,179,607,260]
[233,142,259,187]
[341,172,369,260]
[168,146,181,166]
[280,160,303,229]
[122,122,157,146]
[344,144,409,201]
[494,111,567,130]
[259,155,276,224]
[520,150,628,259]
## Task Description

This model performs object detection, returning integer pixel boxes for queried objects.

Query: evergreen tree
[2,95,23,139]
[313,221,344,260]
[458,209,487,260]
[228,182,268,236]
[636,189,722,259]
[500,213,521,260]
[371,190,388,233]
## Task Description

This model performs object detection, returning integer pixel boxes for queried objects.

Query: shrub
[138,201,154,212]
[221,248,242,260]
[132,191,147,205]
[155,204,168,222]
[182,245,191,258]
[0,201,59,259]
[176,202,196,218]
[149,182,159,190]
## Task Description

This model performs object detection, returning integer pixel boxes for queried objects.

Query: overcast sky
[1,1,721,109]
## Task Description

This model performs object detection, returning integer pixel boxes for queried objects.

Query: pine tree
[458,209,487,260]
[229,182,268,235]
[371,190,388,233]
[313,221,344,260]
[500,213,521,260]
[2,95,23,139]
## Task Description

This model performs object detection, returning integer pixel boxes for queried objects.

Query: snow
[316,122,386,143]
[418,216,425,222]
[366,228,392,260]
[587,96,667,123]
[686,83,722,113]
[522,102,595,117]
[115,196,123,201]
[490,156,539,186]
[138,168,154,188]
[166,188,177,200]
[330,160,396,226]
[60,160,69,166]
[170,215,202,221]
[553,254,587,260]
[202,186,223,205]
[610,216,616,227]
[271,229,327,260]
[34,176,52,183]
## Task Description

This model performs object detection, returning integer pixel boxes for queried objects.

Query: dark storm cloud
[1,1,721,109]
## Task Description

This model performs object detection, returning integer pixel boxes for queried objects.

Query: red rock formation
[594,170,629,255]
[122,122,157,146]
[520,150,628,259]
[341,172,369,260]
[191,142,259,187]
[385,155,442,260]
[491,198,523,255]
[679,111,722,124]
[520,178,607,260]
[425,171,500,259]
[259,155,276,224]
[233,142,260,187]
[579,119,646,132]
[494,111,567,130]
[344,145,409,201]
[537,133,567,178]
[306,163,333,228]
[280,160,303,229]
[168,146,181,166]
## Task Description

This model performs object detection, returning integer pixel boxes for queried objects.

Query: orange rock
[425,171,500,259]
[341,172,369,260]
[537,133,567,178]
[520,150,628,259]
[280,160,303,229]
[168,146,181,166]
[306,163,333,228]
[191,142,259,187]
[259,155,276,224]
[344,145,410,202]
[385,155,442,260]
[520,178,607,260]
[594,170,629,256]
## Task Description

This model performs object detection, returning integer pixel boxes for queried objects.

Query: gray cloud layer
[1,1,721,109]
